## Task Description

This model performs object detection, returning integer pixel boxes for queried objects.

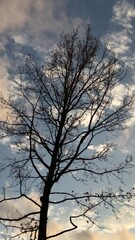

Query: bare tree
[0,25,135,240]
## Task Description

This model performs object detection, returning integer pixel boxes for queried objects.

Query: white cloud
[105,0,135,64]
[110,82,135,148]
[13,34,27,45]
[107,30,131,55]
[88,143,113,153]
[111,0,135,32]
[103,0,135,152]
[111,83,129,107]
[0,135,10,145]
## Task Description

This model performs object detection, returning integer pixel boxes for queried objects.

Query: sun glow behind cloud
[1,189,135,240]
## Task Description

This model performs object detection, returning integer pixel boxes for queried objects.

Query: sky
[1,0,135,239]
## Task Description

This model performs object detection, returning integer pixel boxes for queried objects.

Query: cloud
[0,0,84,112]
[26,0,83,51]
[71,229,135,240]
[0,55,12,121]
[0,191,40,218]
[102,0,135,150]
[88,143,112,152]
[0,191,40,238]
[111,83,130,107]
[0,0,85,122]
[1,187,135,240]
[0,56,10,97]
[103,199,135,233]
[0,0,83,52]
[111,0,135,31]
[104,0,135,64]
[0,0,31,33]
[0,1,135,239]
[107,30,132,55]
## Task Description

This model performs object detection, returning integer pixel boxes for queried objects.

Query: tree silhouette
[0,26,134,240]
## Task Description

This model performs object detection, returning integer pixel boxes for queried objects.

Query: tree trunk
[38,185,51,240]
